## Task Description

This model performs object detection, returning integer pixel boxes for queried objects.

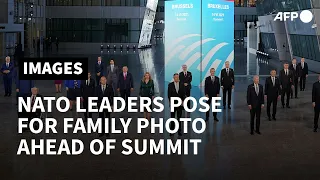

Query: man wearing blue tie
[1,56,14,96]
[65,80,82,110]
[95,56,104,85]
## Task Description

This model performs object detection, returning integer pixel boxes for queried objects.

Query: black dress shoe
[255,131,261,135]
[106,133,110,137]
[250,131,254,135]
[170,133,174,137]
[228,106,231,109]
[214,118,219,122]
[282,105,285,108]
[4,94,7,97]
[286,106,291,108]
[268,117,271,121]
[223,106,226,109]
[8,94,11,97]
[205,118,209,122]
[314,129,317,132]
[178,132,182,136]
[99,133,104,137]
[273,117,276,121]
[295,97,298,99]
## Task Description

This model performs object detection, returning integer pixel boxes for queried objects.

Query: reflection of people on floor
[247,75,264,135]
[1,56,14,97]
[312,74,320,132]
[139,72,154,120]
[205,68,220,122]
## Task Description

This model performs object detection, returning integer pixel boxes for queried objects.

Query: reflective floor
[1,45,320,180]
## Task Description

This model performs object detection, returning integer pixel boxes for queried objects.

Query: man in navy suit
[95,56,104,85]
[16,73,35,104]
[247,75,264,135]
[205,68,220,122]
[117,66,134,100]
[96,76,114,137]
[1,56,14,96]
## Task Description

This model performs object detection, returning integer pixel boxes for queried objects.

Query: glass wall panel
[290,34,320,61]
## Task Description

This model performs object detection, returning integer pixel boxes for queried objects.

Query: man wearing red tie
[179,65,192,109]
[117,66,134,101]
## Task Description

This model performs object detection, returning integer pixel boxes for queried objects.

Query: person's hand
[217,94,220,97]
[117,88,120,92]
[261,104,264,108]
[248,105,252,110]
[81,97,84,102]
[205,94,208,98]
[313,102,316,108]
[221,86,224,89]
[184,83,188,86]
[16,89,19,92]
[291,85,294,88]
[152,96,154,99]
[280,85,282,89]
[278,95,280,100]
[66,87,69,91]
[306,74,308,78]
[264,95,267,99]
[130,88,134,92]
[232,85,235,89]
[97,72,100,76]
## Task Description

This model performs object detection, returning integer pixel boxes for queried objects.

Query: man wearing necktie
[289,58,300,98]
[117,66,134,101]
[168,73,186,136]
[265,70,280,121]
[205,68,220,122]
[15,72,35,105]
[312,74,320,132]
[298,58,308,91]
[279,62,294,108]
[95,56,104,85]
[81,72,95,120]
[65,80,82,110]
[220,61,235,109]
[106,59,119,95]
[96,76,114,137]
[1,56,14,96]
[179,65,192,110]
[247,75,264,135]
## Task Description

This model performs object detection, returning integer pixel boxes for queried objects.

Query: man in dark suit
[1,56,14,96]
[117,66,134,101]
[168,73,186,136]
[279,62,294,108]
[289,58,300,98]
[247,75,264,135]
[106,59,119,95]
[96,76,114,137]
[179,64,192,109]
[20,87,43,132]
[95,56,104,85]
[81,72,95,120]
[298,58,308,91]
[312,74,320,132]
[205,68,220,122]
[265,70,280,121]
[16,73,35,105]
[220,61,235,109]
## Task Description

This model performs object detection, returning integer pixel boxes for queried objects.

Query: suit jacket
[81,78,95,98]
[179,71,192,90]
[247,83,264,108]
[289,64,300,79]
[220,68,235,88]
[95,62,104,76]
[205,76,220,97]
[16,79,35,94]
[106,65,119,83]
[167,82,186,103]
[1,62,14,77]
[95,84,114,105]
[279,69,293,88]
[312,81,320,107]
[265,76,280,98]
[23,93,43,115]
[298,62,308,76]
[118,72,134,90]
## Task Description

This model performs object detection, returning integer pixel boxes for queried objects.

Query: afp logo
[274,10,313,23]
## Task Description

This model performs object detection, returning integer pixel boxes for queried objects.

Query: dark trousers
[206,97,217,120]
[250,107,261,132]
[314,108,319,130]
[223,87,232,106]
[186,88,191,109]
[170,106,183,133]
[83,98,92,119]
[281,87,290,106]
[96,75,101,85]
[120,89,131,101]
[3,76,12,95]
[99,110,111,135]
[300,75,306,90]
[267,96,277,118]
[291,78,298,97]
